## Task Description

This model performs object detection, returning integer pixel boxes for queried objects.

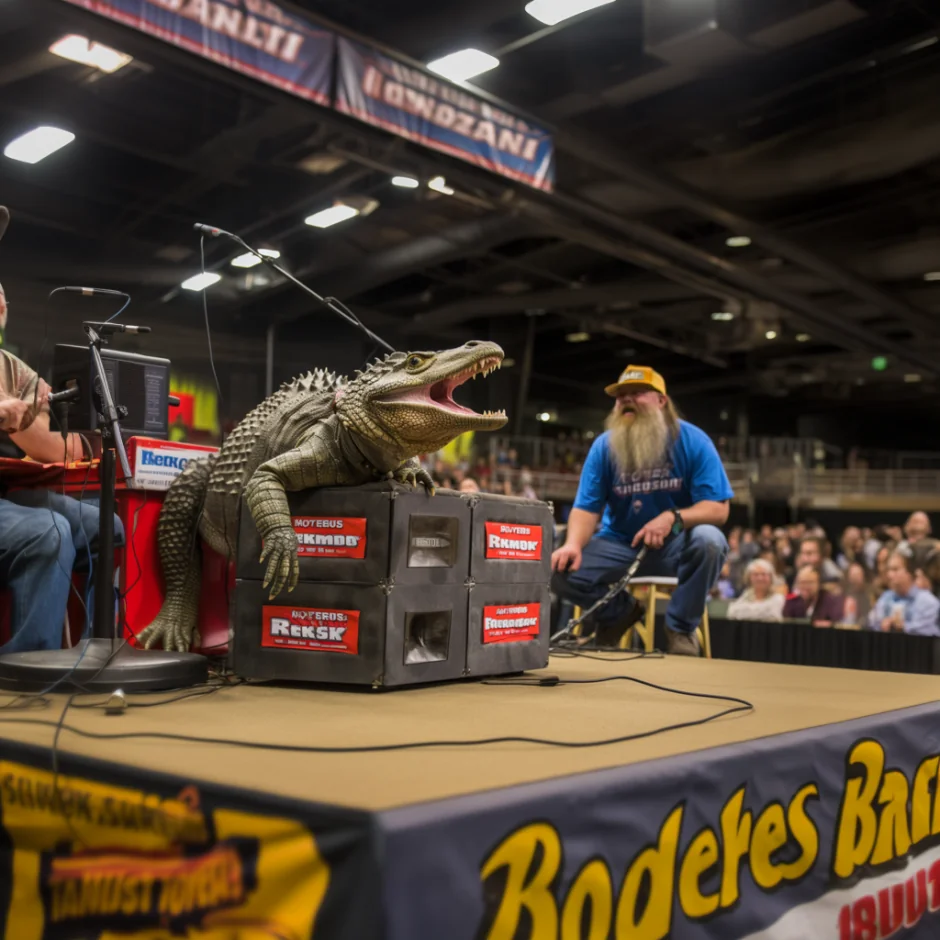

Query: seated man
[783,565,844,626]
[0,331,124,652]
[867,550,940,637]
[551,364,731,656]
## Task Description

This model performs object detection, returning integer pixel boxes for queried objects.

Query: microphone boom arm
[194,223,394,353]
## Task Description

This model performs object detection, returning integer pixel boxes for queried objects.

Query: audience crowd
[718,513,940,636]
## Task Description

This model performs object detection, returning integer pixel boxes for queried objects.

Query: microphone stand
[194,223,394,354]
[0,323,209,693]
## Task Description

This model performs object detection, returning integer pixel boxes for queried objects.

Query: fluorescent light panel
[305,204,360,228]
[565,331,591,343]
[392,175,419,188]
[182,272,221,291]
[525,0,616,26]
[711,311,735,321]
[726,235,752,248]
[231,248,280,269]
[4,126,75,164]
[50,34,133,73]
[427,48,499,82]
[428,176,455,195]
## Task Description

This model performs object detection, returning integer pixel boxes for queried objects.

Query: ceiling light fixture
[49,34,133,73]
[231,248,280,269]
[305,204,361,229]
[181,272,221,292]
[536,412,552,423]
[565,331,591,343]
[905,373,923,383]
[4,126,75,164]
[428,176,455,195]
[765,330,777,340]
[924,271,940,282]
[525,0,616,26]
[427,49,499,83]
[796,333,811,342]
[391,175,419,188]
[726,235,752,248]
[711,311,735,321]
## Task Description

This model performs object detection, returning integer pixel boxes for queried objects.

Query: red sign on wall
[483,603,541,645]
[291,517,367,559]
[484,522,543,561]
[262,606,360,654]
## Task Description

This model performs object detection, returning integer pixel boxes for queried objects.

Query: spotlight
[231,248,280,269]
[427,49,499,83]
[4,126,75,164]
[305,204,360,228]
[181,272,221,292]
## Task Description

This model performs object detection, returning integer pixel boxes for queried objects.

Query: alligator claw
[393,462,435,495]
[417,468,436,495]
[137,611,196,653]
[261,527,299,599]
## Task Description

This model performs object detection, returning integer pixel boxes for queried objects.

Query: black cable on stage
[0,670,754,754]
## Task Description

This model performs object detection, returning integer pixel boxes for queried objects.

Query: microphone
[0,206,9,243]
[83,321,150,335]
[48,385,80,445]
[194,222,229,238]
[48,386,81,403]
[57,286,130,298]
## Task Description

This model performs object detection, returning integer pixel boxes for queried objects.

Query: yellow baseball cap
[604,364,667,398]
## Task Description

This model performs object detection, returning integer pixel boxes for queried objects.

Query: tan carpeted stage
[5,654,940,939]
[2,653,939,809]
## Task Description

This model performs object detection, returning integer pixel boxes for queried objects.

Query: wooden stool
[625,577,712,658]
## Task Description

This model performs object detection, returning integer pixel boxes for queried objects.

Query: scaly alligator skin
[138,341,507,652]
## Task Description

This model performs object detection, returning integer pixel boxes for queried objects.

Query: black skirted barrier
[709,617,940,674]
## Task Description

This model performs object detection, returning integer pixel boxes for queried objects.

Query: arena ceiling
[2,0,940,438]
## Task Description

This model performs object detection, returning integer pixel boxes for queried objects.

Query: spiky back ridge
[281,367,347,395]
[352,352,408,385]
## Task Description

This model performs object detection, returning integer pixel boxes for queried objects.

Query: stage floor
[2,653,939,810]
[5,654,940,939]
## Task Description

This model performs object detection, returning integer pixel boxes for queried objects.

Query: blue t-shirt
[573,421,734,544]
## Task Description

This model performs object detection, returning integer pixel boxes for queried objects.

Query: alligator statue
[138,341,507,653]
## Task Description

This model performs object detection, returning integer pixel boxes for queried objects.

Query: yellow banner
[0,760,329,940]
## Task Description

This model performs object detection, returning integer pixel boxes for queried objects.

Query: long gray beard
[606,408,670,476]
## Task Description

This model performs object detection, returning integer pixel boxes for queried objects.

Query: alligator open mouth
[378,354,507,420]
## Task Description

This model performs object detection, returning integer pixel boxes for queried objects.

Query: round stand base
[0,639,209,693]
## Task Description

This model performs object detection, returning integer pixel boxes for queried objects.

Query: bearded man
[551,365,732,655]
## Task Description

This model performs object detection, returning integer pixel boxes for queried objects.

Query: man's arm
[632,500,730,549]
[551,508,600,571]
[10,409,83,463]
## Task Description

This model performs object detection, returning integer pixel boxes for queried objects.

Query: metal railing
[794,468,940,499]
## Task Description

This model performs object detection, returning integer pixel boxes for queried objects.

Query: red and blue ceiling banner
[336,38,556,193]
[58,0,335,106]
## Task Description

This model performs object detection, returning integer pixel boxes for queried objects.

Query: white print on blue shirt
[613,465,684,497]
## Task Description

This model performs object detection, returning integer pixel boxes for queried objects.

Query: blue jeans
[0,490,125,653]
[554,526,728,635]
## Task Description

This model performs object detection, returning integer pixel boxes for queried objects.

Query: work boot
[666,628,701,657]
[583,597,645,649]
